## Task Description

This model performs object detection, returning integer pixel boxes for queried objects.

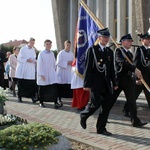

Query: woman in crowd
[9,47,19,97]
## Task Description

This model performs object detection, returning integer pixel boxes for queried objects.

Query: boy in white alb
[56,40,74,105]
[37,39,58,108]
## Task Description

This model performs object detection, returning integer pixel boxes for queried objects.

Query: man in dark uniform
[110,34,147,127]
[0,50,6,88]
[80,28,118,136]
[123,32,150,113]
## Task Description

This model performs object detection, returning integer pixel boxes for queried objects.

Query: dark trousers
[110,78,140,125]
[80,89,112,132]
[135,85,150,108]
[18,79,37,98]
[124,84,150,112]
[57,84,73,100]
[11,78,18,95]
[0,72,4,88]
[38,84,58,104]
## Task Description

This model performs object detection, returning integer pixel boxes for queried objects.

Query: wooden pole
[79,0,150,92]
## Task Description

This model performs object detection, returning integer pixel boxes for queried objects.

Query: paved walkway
[5,95,150,150]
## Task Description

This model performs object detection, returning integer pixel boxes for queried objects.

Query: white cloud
[0,0,57,50]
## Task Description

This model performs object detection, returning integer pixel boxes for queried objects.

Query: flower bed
[0,87,9,115]
[0,87,9,103]
[0,114,27,127]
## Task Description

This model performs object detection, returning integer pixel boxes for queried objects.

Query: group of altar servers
[15,38,89,110]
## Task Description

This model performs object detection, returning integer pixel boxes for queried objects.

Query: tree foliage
[52,50,58,59]
[0,45,14,55]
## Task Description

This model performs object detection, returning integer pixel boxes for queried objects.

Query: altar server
[15,38,37,103]
[37,39,59,108]
[56,40,74,105]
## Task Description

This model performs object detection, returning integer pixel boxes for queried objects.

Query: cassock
[37,50,58,102]
[56,49,74,98]
[71,59,90,110]
[15,45,37,98]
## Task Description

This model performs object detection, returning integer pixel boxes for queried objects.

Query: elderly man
[15,38,37,103]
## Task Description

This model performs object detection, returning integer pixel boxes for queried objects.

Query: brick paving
[5,95,150,150]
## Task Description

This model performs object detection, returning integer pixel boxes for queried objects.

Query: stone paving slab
[5,96,150,150]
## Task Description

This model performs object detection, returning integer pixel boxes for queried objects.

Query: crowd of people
[0,27,150,136]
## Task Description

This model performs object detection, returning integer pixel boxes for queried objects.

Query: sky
[0,0,57,50]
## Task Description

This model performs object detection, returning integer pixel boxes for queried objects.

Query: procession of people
[0,27,149,137]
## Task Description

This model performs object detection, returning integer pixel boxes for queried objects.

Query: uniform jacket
[134,45,150,85]
[115,47,136,86]
[84,44,117,93]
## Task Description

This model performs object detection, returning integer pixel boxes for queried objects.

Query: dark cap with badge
[137,32,150,39]
[97,28,110,37]
[119,34,133,42]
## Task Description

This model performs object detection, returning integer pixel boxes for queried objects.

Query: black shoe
[39,103,45,108]
[54,104,59,109]
[57,99,63,107]
[133,122,147,127]
[13,92,16,97]
[80,115,87,129]
[124,113,131,117]
[97,130,112,136]
[54,100,63,109]
[18,97,22,103]
[122,109,130,117]
[31,97,37,104]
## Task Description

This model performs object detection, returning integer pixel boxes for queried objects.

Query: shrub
[0,123,61,150]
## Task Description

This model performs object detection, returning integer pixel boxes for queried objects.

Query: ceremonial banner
[76,5,100,76]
